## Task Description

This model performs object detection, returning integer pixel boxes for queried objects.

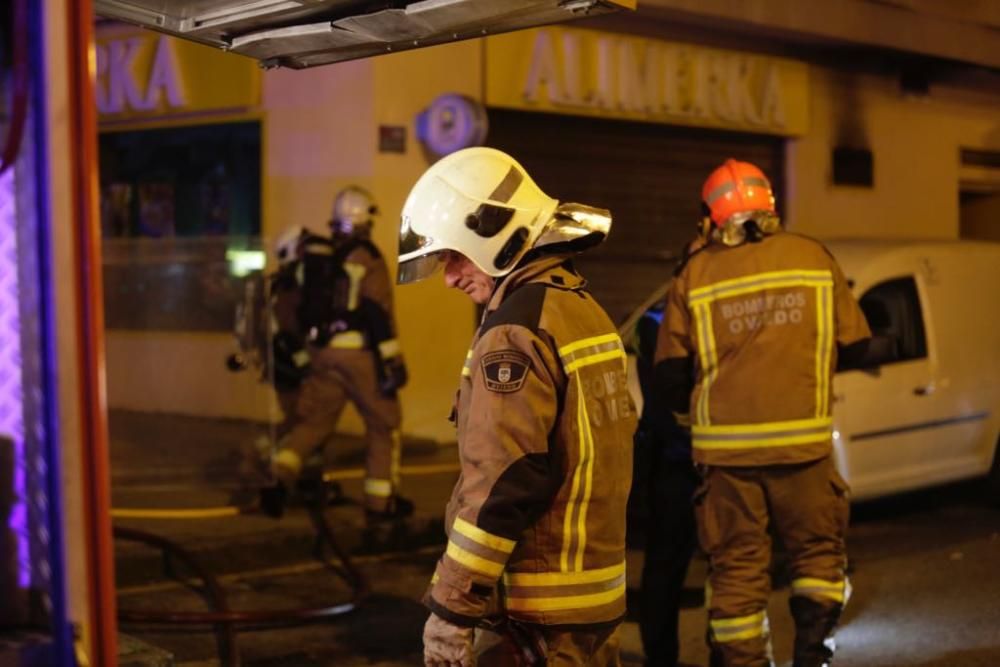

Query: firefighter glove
[422,612,474,667]
[378,355,409,396]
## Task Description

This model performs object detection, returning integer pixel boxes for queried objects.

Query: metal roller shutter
[486,109,785,324]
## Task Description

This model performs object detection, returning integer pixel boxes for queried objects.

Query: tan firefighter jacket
[425,254,636,628]
[655,232,870,467]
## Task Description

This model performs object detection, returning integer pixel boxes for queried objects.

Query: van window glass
[858,276,927,362]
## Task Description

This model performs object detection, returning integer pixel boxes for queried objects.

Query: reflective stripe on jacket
[655,232,870,466]
[426,254,636,627]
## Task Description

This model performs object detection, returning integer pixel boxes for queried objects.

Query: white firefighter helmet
[331,185,377,237]
[397,147,611,285]
[274,225,308,266]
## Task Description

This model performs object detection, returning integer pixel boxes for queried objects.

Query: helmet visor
[397,251,447,285]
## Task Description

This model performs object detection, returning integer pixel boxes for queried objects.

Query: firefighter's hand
[379,356,409,396]
[422,613,474,667]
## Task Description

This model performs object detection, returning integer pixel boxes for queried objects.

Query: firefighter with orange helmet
[261,186,412,521]
[398,147,636,666]
[655,159,873,667]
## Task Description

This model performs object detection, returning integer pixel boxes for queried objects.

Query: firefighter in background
[632,234,710,667]
[229,226,312,493]
[262,186,412,521]
[268,225,313,437]
[654,159,873,667]
[397,147,636,666]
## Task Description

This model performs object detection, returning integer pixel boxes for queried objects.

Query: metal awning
[94,0,635,69]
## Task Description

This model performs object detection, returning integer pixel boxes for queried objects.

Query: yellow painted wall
[786,67,1000,240]
[371,41,484,442]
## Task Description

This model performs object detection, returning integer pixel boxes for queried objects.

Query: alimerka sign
[487,27,809,136]
[95,25,260,122]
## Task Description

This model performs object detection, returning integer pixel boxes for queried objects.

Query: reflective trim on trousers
[364,478,392,498]
[710,610,769,643]
[791,577,849,604]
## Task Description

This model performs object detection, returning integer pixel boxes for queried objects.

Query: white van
[621,239,1000,502]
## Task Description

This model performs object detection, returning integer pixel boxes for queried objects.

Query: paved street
[116,476,1000,666]
[108,411,1000,666]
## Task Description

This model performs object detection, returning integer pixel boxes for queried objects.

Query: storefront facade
[97,20,1000,443]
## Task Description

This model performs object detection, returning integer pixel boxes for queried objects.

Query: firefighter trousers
[473,622,622,666]
[695,456,850,667]
[638,455,698,667]
[273,346,402,512]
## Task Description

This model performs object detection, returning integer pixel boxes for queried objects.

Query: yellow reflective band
[292,350,310,367]
[452,517,516,554]
[692,302,717,425]
[693,432,832,450]
[390,430,402,487]
[574,378,596,572]
[503,561,625,587]
[711,610,768,642]
[561,372,596,572]
[329,331,365,349]
[563,348,625,373]
[504,581,625,613]
[791,577,846,603]
[694,417,832,435]
[560,337,622,365]
[446,541,505,578]
[462,349,473,377]
[343,262,367,311]
[273,449,302,476]
[692,277,832,305]
[688,270,833,305]
[364,478,392,497]
[558,333,621,357]
[815,284,834,417]
[379,338,401,358]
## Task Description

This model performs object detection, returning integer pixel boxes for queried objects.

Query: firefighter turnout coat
[426,254,636,629]
[655,232,871,467]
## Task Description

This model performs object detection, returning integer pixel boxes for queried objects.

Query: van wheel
[988,436,1000,507]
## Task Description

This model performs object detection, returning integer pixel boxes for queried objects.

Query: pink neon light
[0,167,30,588]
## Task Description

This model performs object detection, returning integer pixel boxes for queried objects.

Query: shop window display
[98,121,261,331]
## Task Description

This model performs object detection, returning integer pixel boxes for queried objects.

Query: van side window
[858,276,927,363]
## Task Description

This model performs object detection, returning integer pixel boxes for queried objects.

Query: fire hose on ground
[113,492,370,667]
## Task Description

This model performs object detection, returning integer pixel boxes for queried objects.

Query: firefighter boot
[707,626,774,667]
[259,481,288,519]
[790,596,841,667]
[365,494,414,524]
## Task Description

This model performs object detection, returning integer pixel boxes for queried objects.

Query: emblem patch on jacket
[481,350,530,393]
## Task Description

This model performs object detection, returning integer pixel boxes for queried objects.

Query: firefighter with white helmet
[399,147,636,666]
[655,159,874,667]
[331,185,378,240]
[262,186,411,521]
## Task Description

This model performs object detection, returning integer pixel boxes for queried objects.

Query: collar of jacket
[485,253,585,315]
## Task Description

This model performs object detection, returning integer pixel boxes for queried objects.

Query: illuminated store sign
[487,27,809,136]
[96,26,261,122]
